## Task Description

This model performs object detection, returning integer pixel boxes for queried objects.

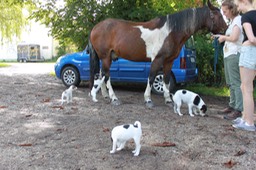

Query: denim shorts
[239,46,256,70]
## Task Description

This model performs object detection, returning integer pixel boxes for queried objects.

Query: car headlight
[56,56,63,63]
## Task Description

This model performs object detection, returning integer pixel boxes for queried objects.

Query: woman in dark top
[233,0,256,131]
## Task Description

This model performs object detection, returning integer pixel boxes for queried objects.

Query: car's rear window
[185,37,195,50]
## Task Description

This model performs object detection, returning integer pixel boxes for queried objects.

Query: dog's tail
[134,121,141,128]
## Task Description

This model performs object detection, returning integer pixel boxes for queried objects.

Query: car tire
[152,72,176,95]
[61,66,81,87]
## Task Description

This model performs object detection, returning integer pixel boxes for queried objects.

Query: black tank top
[241,10,256,42]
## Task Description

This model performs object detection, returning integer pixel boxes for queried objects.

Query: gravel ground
[0,64,256,170]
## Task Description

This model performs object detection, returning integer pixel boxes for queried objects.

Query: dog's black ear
[123,125,130,129]
[201,105,207,113]
[182,90,187,94]
[193,95,201,106]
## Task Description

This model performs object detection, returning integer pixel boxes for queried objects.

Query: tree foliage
[0,0,24,41]
[0,0,33,42]
[30,0,207,51]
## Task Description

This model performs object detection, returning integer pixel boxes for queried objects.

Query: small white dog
[110,121,142,156]
[61,85,77,105]
[171,89,207,117]
[89,73,105,102]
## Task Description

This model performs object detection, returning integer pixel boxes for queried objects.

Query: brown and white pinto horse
[88,0,227,107]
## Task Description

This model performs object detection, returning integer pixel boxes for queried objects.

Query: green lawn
[186,83,256,98]
[186,84,229,97]
[0,63,10,68]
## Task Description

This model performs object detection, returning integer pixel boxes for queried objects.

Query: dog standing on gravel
[61,85,77,105]
[110,121,142,156]
[171,89,207,117]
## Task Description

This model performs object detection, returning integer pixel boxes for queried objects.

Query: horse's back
[90,18,152,61]
[91,17,162,38]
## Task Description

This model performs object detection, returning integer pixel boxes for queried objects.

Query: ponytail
[253,0,256,9]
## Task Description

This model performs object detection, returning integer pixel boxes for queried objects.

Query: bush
[194,33,225,87]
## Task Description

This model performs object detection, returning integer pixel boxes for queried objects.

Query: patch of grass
[186,83,256,98]
[0,63,10,68]
[186,84,229,97]
[49,71,56,77]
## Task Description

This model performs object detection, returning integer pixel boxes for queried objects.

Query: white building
[0,20,58,61]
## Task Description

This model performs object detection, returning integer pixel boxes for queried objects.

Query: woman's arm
[243,23,256,46]
[218,25,241,43]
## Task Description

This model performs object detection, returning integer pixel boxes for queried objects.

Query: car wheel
[152,72,176,95]
[61,66,81,87]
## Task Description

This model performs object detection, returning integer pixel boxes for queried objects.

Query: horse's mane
[160,6,210,34]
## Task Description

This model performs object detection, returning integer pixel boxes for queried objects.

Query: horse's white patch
[135,21,171,61]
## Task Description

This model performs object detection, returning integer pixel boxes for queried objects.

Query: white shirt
[223,15,243,58]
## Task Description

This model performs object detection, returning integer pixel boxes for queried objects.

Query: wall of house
[0,21,58,61]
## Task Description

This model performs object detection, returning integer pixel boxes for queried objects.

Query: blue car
[54,38,197,94]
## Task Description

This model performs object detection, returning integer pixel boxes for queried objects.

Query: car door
[114,58,149,83]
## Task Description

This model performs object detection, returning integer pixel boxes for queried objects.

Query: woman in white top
[216,0,244,120]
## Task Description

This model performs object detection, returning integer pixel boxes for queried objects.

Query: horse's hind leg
[100,81,109,99]
[102,59,121,105]
[106,77,121,105]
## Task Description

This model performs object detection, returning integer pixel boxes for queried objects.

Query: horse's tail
[88,33,100,91]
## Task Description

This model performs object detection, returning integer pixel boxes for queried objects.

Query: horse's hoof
[111,99,121,106]
[145,101,154,108]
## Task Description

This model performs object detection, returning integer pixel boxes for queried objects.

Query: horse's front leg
[162,78,172,105]
[163,60,173,107]
[163,82,172,104]
[144,58,163,108]
[144,79,153,108]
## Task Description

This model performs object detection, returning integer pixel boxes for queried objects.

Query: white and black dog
[61,85,77,105]
[110,121,142,156]
[171,89,207,117]
[89,73,105,102]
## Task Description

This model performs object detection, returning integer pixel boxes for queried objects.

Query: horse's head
[206,0,227,34]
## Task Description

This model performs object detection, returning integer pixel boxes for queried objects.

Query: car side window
[185,37,195,50]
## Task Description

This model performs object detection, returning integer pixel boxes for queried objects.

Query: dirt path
[0,65,255,169]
